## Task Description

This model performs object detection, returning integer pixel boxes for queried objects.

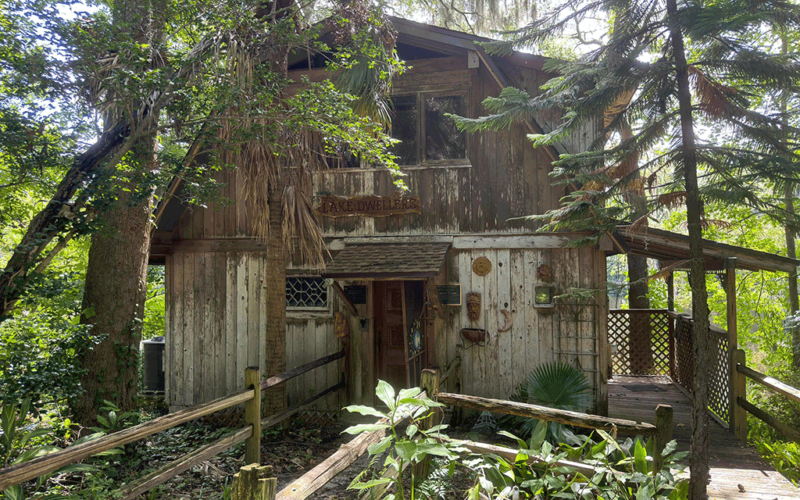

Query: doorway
[373,281,427,391]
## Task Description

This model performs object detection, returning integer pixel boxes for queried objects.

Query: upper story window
[390,93,467,165]
[286,277,328,310]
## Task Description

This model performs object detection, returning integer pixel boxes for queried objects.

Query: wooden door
[374,281,407,390]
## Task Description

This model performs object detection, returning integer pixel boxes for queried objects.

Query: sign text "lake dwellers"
[315,194,422,218]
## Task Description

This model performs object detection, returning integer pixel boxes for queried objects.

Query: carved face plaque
[466,292,481,322]
[537,264,553,282]
[473,257,492,276]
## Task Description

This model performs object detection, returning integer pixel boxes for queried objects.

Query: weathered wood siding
[165,250,343,410]
[432,247,608,412]
[311,56,578,238]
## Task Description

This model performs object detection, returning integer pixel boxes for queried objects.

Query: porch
[608,309,799,499]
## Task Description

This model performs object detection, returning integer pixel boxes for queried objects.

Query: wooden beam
[0,388,255,490]
[261,350,345,391]
[260,380,345,429]
[435,393,657,435]
[738,397,800,443]
[653,405,673,473]
[737,364,800,405]
[440,356,461,385]
[330,282,358,316]
[117,427,252,500]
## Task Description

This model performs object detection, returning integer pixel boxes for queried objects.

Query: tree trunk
[621,123,653,374]
[72,0,164,425]
[780,33,800,369]
[73,182,154,424]
[263,183,287,416]
[667,1,711,498]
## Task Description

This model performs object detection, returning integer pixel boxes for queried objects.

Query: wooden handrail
[737,364,800,405]
[261,349,345,391]
[117,426,253,500]
[436,393,657,436]
[0,388,255,490]
[738,397,800,443]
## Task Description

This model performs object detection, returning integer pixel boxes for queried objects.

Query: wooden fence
[0,349,346,498]
[227,356,678,500]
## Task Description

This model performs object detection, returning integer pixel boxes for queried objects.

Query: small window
[425,96,466,161]
[286,277,328,309]
[389,94,467,165]
[390,95,418,164]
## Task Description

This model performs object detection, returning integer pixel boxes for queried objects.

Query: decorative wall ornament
[473,257,492,276]
[498,309,513,332]
[335,312,350,338]
[537,264,553,282]
[466,292,481,322]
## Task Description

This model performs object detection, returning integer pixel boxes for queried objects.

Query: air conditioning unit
[141,336,165,393]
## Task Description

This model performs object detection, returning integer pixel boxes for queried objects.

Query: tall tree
[453,1,800,498]
[71,0,167,424]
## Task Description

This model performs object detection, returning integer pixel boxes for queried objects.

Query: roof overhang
[321,242,450,280]
[613,225,799,274]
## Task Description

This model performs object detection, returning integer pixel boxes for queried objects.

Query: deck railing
[608,310,732,429]
[0,349,346,498]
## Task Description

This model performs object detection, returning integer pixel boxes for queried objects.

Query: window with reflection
[389,93,467,165]
[425,96,466,161]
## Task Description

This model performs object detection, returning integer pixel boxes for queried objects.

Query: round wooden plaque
[473,257,492,276]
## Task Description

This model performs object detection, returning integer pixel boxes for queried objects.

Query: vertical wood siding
[435,248,607,410]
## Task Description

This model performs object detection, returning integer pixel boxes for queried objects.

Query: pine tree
[453,1,800,498]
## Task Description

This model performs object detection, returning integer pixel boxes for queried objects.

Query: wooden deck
[609,376,798,500]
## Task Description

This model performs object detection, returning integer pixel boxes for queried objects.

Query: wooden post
[667,272,674,312]
[653,404,673,473]
[726,258,738,430]
[668,313,675,380]
[415,369,442,481]
[231,464,276,500]
[732,349,748,442]
[245,367,261,465]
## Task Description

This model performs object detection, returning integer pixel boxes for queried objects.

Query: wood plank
[437,392,656,435]
[225,253,237,396]
[236,253,248,391]
[510,250,527,394]
[496,249,512,399]
[184,252,195,407]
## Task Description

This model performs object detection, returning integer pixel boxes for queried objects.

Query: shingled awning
[322,242,450,280]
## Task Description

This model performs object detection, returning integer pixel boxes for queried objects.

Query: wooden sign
[437,285,462,306]
[315,194,421,218]
[344,285,367,305]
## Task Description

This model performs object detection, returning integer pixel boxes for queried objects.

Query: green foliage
[0,398,110,499]
[345,380,462,500]
[748,417,800,486]
[500,362,593,444]
[469,428,689,499]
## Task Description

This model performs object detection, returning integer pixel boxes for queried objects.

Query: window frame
[390,89,470,167]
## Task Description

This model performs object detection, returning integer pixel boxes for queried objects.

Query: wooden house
[149,17,611,414]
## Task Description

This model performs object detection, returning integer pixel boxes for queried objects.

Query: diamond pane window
[286,277,328,309]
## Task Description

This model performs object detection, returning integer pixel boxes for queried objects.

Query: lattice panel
[708,329,730,423]
[674,317,694,393]
[608,310,671,376]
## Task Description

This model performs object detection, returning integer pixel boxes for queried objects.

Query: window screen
[390,95,418,165]
[286,277,328,309]
[425,96,466,161]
